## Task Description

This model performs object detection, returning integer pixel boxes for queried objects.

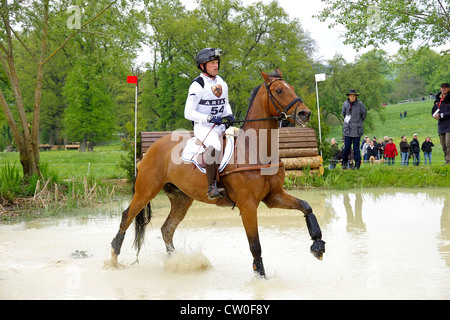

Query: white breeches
[194,124,224,151]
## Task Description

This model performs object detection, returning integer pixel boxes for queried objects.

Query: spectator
[341,89,367,170]
[382,136,389,160]
[360,135,369,149]
[384,138,398,165]
[410,134,420,166]
[432,83,450,165]
[328,138,340,169]
[377,138,384,159]
[399,135,410,166]
[421,137,434,165]
[361,136,370,163]
[366,140,378,160]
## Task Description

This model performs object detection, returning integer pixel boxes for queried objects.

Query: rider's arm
[222,82,233,117]
[184,82,209,123]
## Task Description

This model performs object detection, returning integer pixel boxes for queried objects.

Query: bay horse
[109,68,325,277]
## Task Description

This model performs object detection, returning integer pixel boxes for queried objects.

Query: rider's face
[202,60,219,77]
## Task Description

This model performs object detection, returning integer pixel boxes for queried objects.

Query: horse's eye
[276,89,282,94]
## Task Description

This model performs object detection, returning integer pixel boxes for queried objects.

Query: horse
[109,68,326,277]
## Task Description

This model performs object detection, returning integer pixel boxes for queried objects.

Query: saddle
[181,127,238,173]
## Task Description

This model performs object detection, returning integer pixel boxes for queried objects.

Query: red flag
[127,76,138,84]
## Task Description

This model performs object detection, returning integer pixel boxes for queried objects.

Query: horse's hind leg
[263,189,326,260]
[109,177,164,266]
[161,184,193,254]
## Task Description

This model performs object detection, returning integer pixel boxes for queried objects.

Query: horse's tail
[131,172,152,255]
[133,202,152,254]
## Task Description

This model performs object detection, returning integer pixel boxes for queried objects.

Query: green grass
[286,164,450,190]
[327,100,445,162]
[0,143,127,180]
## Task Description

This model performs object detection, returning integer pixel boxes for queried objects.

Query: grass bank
[327,100,446,163]
[285,164,450,190]
[0,144,127,180]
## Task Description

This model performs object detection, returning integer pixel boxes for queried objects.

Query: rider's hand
[223,115,235,123]
[207,115,223,124]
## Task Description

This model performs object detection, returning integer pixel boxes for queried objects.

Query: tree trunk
[0,0,116,176]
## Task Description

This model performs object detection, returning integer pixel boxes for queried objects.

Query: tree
[317,50,387,132]
[316,0,450,48]
[0,0,118,176]
[62,58,115,151]
[388,47,449,100]
[141,0,316,130]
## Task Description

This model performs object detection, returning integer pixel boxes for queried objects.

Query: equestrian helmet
[196,48,223,71]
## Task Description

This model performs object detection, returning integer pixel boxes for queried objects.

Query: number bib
[192,75,229,117]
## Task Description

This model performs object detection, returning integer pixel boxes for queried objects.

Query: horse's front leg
[238,200,266,278]
[264,189,325,260]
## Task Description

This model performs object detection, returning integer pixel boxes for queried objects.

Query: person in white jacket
[185,48,235,199]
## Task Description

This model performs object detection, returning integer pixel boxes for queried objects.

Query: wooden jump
[140,127,323,176]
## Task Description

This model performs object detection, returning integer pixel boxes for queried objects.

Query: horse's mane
[242,70,282,124]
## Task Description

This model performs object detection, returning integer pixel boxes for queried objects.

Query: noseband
[264,77,303,120]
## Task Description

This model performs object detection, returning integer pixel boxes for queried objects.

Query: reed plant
[0,162,22,200]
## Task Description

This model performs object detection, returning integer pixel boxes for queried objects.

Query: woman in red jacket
[384,138,398,165]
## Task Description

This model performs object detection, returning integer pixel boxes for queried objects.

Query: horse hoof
[103,259,126,270]
[253,258,266,278]
[310,239,325,260]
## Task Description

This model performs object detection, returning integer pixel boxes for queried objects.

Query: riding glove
[208,115,223,124]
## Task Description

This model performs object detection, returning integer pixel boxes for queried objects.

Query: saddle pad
[181,135,234,174]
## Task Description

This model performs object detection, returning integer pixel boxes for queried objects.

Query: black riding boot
[205,147,224,199]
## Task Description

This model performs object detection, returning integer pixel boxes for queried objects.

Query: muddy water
[0,188,449,300]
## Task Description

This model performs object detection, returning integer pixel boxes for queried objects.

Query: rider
[184,48,235,199]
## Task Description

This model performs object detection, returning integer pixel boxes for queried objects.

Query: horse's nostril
[298,111,311,118]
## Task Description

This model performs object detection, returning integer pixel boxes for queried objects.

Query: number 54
[210,106,225,115]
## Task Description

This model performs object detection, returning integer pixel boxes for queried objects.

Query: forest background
[1,0,449,177]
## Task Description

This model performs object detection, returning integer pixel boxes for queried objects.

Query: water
[0,188,449,300]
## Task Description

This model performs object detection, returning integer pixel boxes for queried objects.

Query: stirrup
[207,182,225,200]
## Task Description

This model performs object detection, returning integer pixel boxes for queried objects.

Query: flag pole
[134,80,137,177]
[127,75,139,178]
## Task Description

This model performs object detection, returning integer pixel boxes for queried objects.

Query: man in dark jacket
[341,89,367,169]
[410,134,420,165]
[432,83,450,164]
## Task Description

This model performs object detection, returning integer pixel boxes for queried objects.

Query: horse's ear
[260,68,269,83]
[275,67,282,77]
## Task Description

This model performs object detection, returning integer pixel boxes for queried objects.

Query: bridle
[232,77,304,125]
[264,77,303,121]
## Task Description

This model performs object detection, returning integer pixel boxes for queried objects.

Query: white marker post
[315,73,326,156]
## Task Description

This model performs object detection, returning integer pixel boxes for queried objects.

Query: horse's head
[260,68,311,126]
